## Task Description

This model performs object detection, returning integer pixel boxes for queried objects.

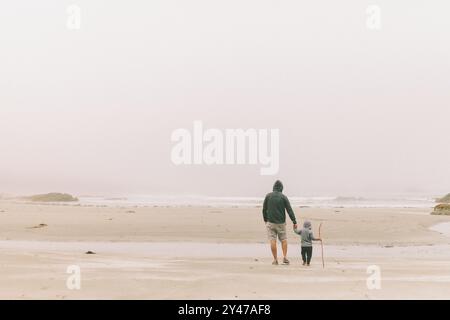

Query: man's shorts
[266,222,287,242]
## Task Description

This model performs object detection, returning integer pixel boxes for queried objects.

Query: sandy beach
[1,201,450,299]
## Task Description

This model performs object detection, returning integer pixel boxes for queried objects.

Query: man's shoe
[282,258,290,265]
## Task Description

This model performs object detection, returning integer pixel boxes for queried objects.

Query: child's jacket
[294,227,319,247]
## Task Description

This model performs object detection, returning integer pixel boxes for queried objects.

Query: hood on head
[303,221,312,229]
[273,180,283,192]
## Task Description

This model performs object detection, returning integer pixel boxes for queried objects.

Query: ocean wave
[77,195,436,209]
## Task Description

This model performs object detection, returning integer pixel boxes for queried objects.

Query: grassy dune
[25,193,78,202]
[436,193,450,203]
[432,203,450,215]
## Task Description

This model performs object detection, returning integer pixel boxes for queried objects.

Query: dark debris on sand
[28,223,48,229]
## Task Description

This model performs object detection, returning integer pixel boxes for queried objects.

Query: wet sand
[0,201,450,299]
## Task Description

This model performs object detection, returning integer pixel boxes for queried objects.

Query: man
[262,180,298,265]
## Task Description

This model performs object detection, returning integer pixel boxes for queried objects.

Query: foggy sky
[1,1,449,197]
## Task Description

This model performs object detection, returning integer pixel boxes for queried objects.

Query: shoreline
[0,202,438,210]
[0,195,439,209]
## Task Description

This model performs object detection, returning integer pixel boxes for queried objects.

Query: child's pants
[301,246,313,264]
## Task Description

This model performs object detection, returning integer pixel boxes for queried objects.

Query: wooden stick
[319,222,325,268]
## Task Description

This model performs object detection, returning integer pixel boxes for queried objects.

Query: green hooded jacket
[262,180,297,225]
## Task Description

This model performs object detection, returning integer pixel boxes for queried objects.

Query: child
[294,221,321,266]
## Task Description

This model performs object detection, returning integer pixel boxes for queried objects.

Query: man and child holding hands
[263,180,322,266]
